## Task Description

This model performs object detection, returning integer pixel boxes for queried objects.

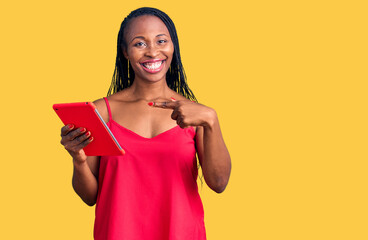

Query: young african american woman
[59,7,231,240]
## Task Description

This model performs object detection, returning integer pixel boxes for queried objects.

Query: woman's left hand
[151,97,231,194]
[149,97,216,128]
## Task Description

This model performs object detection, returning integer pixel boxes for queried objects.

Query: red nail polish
[171,97,176,101]
[68,124,74,129]
[89,137,94,141]
[148,102,154,106]
[85,132,90,136]
[79,127,86,132]
[192,101,196,103]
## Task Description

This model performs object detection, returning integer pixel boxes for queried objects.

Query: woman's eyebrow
[130,34,167,43]
[130,36,144,43]
[156,34,167,37]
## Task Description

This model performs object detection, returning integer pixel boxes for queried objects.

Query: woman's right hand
[60,124,94,164]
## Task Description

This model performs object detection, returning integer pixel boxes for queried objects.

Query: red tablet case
[53,102,125,156]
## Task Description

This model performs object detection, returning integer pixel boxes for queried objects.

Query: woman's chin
[136,71,169,83]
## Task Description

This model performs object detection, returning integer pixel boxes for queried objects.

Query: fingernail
[79,127,86,132]
[85,131,90,137]
[89,137,94,141]
[68,124,74,129]
[148,102,154,106]
[192,101,196,103]
[171,97,176,101]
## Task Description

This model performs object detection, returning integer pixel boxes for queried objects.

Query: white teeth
[143,61,162,70]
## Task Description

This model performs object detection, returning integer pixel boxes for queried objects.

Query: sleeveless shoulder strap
[103,97,112,122]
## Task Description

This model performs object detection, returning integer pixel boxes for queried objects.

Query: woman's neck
[129,78,172,102]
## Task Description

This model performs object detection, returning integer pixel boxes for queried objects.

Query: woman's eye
[134,42,146,47]
[158,39,167,44]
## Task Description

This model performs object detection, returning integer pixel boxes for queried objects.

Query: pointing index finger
[149,101,177,109]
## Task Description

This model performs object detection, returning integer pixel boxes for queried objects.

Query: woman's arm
[60,124,100,206]
[195,109,232,193]
[72,156,100,206]
[148,99,232,193]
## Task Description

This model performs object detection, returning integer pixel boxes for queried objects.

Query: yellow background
[0,0,367,239]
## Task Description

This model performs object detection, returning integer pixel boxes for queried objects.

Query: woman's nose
[145,44,159,57]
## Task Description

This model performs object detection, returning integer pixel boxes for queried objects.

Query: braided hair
[107,7,197,103]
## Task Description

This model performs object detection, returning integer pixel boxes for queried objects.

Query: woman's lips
[140,59,165,73]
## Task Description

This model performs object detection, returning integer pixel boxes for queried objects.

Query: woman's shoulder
[92,90,131,122]
[92,98,110,123]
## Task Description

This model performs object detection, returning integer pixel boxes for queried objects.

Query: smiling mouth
[140,60,165,73]
[141,60,164,70]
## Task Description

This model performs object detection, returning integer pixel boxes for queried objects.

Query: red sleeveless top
[93,97,206,240]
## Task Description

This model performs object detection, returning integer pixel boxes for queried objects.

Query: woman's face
[123,15,174,83]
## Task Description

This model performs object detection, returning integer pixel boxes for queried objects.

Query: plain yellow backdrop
[0,0,367,239]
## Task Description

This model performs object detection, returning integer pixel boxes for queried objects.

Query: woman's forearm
[72,160,98,206]
[201,110,232,193]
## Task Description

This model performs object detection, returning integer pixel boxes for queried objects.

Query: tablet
[53,102,125,156]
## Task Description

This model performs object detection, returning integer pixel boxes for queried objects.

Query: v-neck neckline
[110,119,180,140]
